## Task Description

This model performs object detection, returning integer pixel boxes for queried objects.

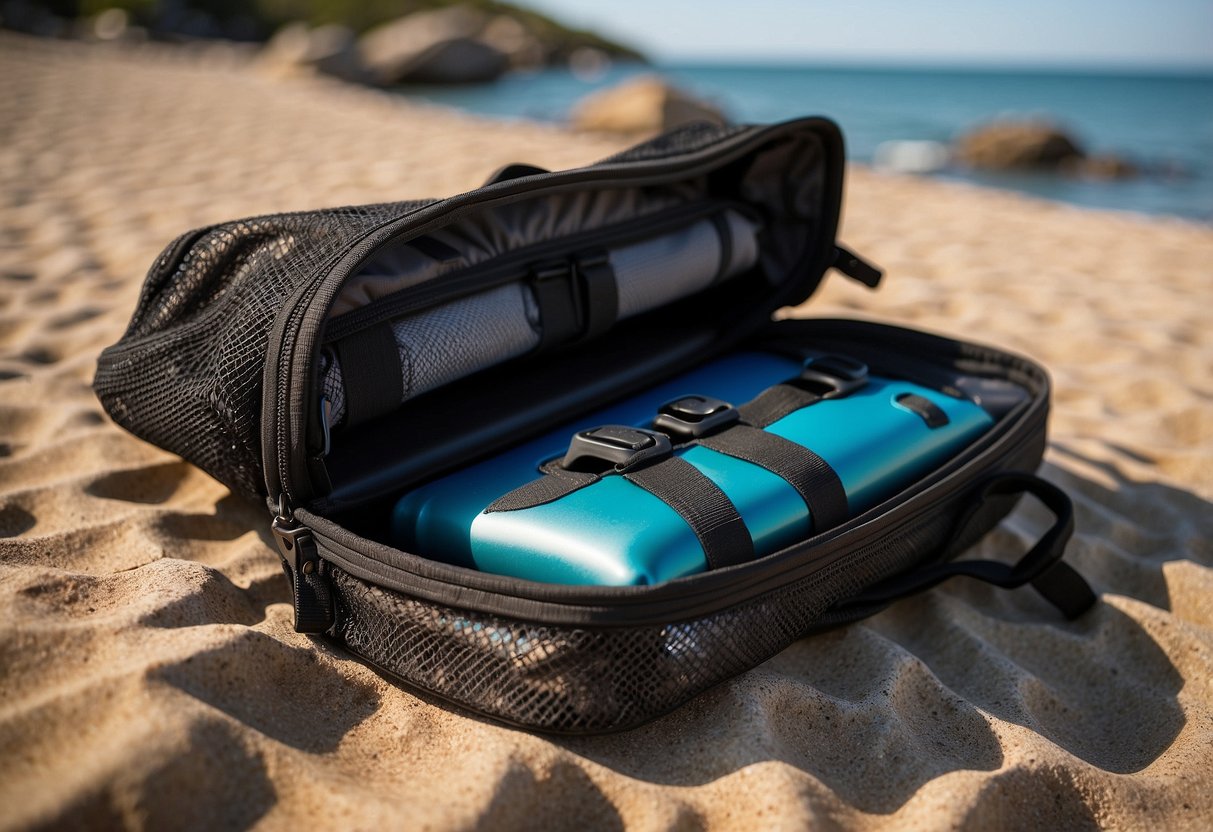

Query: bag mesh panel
[95,202,434,496]
[594,121,750,165]
[327,508,949,733]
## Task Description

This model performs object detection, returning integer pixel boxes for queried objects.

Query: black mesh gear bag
[95,117,1095,733]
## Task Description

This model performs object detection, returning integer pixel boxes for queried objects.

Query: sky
[522,0,1213,70]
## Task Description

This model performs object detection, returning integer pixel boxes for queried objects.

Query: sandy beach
[2,31,1212,830]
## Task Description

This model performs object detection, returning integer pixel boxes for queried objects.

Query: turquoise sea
[405,63,1213,222]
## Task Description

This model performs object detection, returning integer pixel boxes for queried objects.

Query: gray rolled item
[614,209,759,317]
[324,282,541,426]
[324,210,760,427]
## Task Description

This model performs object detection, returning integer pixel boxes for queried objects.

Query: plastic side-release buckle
[561,425,673,473]
[653,394,741,441]
[795,353,870,398]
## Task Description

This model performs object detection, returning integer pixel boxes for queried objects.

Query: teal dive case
[391,351,997,584]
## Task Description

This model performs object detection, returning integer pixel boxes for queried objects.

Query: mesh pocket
[325,508,953,733]
[94,203,433,496]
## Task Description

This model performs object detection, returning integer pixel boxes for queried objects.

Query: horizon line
[635,55,1213,76]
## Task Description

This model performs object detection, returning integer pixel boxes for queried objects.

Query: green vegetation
[29,0,646,60]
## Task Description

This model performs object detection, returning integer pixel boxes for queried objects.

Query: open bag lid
[94,117,881,506]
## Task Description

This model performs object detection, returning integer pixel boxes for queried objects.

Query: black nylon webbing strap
[332,323,403,426]
[699,424,849,533]
[576,251,618,341]
[838,472,1096,620]
[624,457,754,569]
[737,384,823,428]
[1031,561,1098,620]
[484,463,599,513]
[532,262,581,350]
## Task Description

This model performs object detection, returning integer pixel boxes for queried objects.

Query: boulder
[954,120,1085,170]
[261,22,367,83]
[358,7,509,85]
[1073,153,1140,180]
[571,76,726,135]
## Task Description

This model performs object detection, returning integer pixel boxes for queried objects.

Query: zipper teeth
[271,209,439,503]
[266,120,843,505]
[275,241,367,505]
[324,199,750,343]
[306,409,1043,624]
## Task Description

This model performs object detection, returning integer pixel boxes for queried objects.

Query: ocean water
[404,63,1213,222]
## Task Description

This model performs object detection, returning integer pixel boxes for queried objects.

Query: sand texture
[2,33,1212,831]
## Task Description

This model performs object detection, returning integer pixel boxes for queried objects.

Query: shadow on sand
[557,449,1202,819]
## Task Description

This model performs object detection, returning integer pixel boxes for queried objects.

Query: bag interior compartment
[307,128,842,515]
[319,205,762,429]
[321,319,1041,577]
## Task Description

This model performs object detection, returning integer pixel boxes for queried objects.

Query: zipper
[262,117,846,511]
[322,199,752,344]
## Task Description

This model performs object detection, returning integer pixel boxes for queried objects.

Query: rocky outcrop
[954,120,1139,179]
[251,2,645,86]
[479,14,545,69]
[571,76,726,135]
[1075,153,1140,180]
[357,7,508,85]
[954,120,1085,170]
[260,22,367,82]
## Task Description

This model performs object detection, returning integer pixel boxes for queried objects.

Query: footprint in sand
[0,502,36,537]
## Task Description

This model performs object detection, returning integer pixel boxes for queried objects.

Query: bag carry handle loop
[483,162,550,186]
[842,471,1097,620]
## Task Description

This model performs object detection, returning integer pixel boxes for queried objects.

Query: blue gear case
[392,351,996,585]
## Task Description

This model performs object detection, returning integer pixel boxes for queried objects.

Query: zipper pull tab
[271,496,334,634]
[832,245,883,288]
